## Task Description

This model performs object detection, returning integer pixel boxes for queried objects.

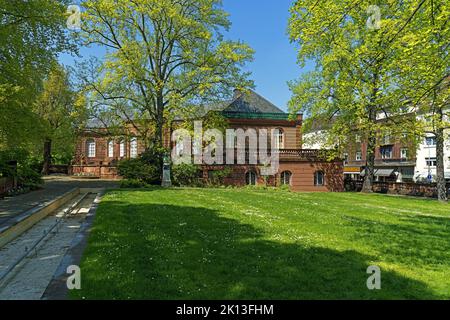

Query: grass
[72,188,450,300]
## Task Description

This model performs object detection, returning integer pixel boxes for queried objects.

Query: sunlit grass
[72,188,450,300]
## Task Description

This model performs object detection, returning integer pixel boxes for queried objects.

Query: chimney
[233,88,242,100]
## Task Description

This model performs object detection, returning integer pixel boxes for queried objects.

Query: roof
[86,89,288,128]
[225,90,284,114]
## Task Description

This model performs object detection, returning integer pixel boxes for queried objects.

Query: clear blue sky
[60,0,310,111]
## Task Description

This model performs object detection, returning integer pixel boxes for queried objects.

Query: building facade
[71,90,344,192]
[304,124,450,183]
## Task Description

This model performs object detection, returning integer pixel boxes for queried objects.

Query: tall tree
[288,1,426,193]
[0,0,76,148]
[78,0,254,160]
[34,64,87,175]
[394,0,449,202]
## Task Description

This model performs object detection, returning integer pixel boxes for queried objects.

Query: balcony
[223,148,335,162]
[375,158,416,166]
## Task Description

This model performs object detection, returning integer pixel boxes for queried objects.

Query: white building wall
[414,129,450,182]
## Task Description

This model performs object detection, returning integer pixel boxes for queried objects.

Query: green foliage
[120,179,149,189]
[287,1,447,192]
[118,158,159,185]
[34,64,87,167]
[0,149,43,188]
[207,167,232,186]
[79,0,254,152]
[17,165,43,186]
[172,163,201,187]
[0,0,76,148]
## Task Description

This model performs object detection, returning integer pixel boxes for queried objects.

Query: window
[314,171,325,186]
[130,138,138,158]
[425,137,436,146]
[245,171,257,186]
[356,151,362,161]
[355,134,361,143]
[426,157,437,167]
[380,146,393,159]
[382,132,391,145]
[274,129,284,149]
[108,140,114,158]
[86,139,96,158]
[119,139,126,157]
[400,148,408,160]
[280,171,292,186]
[343,153,349,164]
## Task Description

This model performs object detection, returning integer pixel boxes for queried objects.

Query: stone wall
[373,182,450,198]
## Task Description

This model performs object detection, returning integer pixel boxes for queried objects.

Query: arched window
[108,140,114,158]
[130,137,138,158]
[86,139,96,158]
[119,139,126,158]
[246,171,257,186]
[314,171,325,186]
[274,128,284,149]
[280,171,292,186]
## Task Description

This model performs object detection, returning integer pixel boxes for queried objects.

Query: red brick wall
[203,161,343,192]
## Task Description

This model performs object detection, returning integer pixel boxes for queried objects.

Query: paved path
[0,176,119,229]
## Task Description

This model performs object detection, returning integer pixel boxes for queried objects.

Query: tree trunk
[42,138,52,175]
[362,130,376,193]
[435,127,448,202]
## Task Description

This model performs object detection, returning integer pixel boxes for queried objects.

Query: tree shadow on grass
[343,214,450,268]
[74,199,439,300]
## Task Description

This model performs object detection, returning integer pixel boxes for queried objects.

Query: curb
[0,188,80,248]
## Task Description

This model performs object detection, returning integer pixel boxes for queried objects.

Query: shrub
[172,163,201,187]
[118,158,159,184]
[207,167,232,186]
[0,149,43,189]
[120,179,148,189]
[17,165,43,186]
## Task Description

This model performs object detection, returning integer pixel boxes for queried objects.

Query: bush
[207,167,232,186]
[120,179,149,189]
[172,163,201,187]
[0,149,43,190]
[17,165,43,186]
[118,158,159,184]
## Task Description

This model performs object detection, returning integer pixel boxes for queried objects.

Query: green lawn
[72,188,450,300]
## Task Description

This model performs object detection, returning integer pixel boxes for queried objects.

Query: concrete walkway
[0,176,119,229]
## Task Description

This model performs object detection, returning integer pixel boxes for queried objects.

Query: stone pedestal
[161,154,172,187]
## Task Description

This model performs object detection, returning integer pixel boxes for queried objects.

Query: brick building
[71,90,344,192]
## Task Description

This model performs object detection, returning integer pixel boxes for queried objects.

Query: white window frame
[280,171,292,186]
[356,151,362,161]
[381,146,393,159]
[426,157,437,167]
[400,148,408,160]
[425,137,436,146]
[314,171,325,186]
[119,140,126,158]
[130,137,138,158]
[87,139,96,158]
[108,140,114,158]
[274,129,284,149]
